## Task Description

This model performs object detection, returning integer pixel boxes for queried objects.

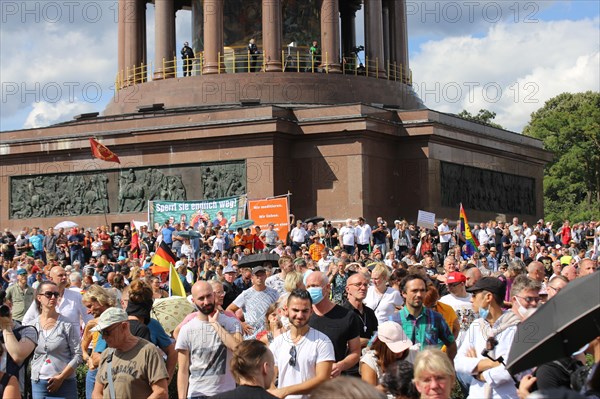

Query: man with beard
[269,289,334,399]
[176,281,242,398]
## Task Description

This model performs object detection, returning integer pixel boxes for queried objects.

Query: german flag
[151,241,178,274]
[90,137,120,163]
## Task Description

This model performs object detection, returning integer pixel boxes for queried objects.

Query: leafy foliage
[457,109,504,129]
[523,91,600,223]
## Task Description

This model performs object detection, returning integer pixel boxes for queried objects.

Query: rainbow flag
[459,203,480,256]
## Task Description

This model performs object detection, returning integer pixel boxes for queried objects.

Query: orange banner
[248,197,290,240]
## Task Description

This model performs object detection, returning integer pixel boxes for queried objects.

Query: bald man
[578,258,597,277]
[464,267,482,288]
[176,281,242,398]
[22,265,92,328]
[561,265,577,281]
[343,272,378,348]
[306,271,362,377]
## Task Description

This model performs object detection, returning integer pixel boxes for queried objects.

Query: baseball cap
[394,220,401,224]
[466,277,506,298]
[117,255,126,261]
[445,272,466,284]
[91,308,129,333]
[175,260,184,268]
[31,265,41,274]
[377,321,413,353]
[555,244,562,249]
[17,268,27,275]
[252,266,266,274]
[223,265,236,274]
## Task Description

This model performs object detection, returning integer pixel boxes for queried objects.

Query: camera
[0,304,11,318]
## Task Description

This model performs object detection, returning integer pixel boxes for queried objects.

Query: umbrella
[229,219,254,230]
[506,272,600,374]
[304,216,325,224]
[54,221,78,229]
[175,230,201,239]
[237,253,280,269]
[151,296,195,335]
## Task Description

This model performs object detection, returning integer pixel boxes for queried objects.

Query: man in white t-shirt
[290,221,308,253]
[438,272,475,348]
[438,218,452,256]
[339,219,356,255]
[227,266,279,339]
[176,281,243,398]
[354,217,372,253]
[269,289,334,399]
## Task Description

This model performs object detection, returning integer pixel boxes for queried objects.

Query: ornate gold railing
[115,47,412,91]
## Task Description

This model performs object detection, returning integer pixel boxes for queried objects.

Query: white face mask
[515,297,537,319]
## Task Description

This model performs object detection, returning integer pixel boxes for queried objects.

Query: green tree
[457,109,504,129]
[523,91,600,223]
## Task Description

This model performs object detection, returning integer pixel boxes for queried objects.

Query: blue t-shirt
[29,234,44,251]
[161,227,176,244]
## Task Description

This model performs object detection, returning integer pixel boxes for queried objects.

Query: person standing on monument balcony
[309,40,321,69]
[248,38,260,72]
[181,41,194,77]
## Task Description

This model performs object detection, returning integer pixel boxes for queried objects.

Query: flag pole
[168,262,172,296]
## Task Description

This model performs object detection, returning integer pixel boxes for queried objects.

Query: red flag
[130,220,140,258]
[90,138,120,163]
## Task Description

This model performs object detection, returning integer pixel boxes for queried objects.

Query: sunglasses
[289,345,297,367]
[101,323,122,337]
[41,291,60,299]
[516,295,541,304]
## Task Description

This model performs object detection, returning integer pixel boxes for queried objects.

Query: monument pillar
[262,0,282,72]
[124,0,144,83]
[118,0,126,82]
[203,0,224,75]
[154,0,176,79]
[382,3,390,68]
[320,0,341,73]
[391,0,409,82]
[340,3,357,59]
[365,0,386,77]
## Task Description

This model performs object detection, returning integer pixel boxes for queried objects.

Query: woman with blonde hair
[256,302,284,345]
[365,263,404,324]
[413,349,455,399]
[81,285,115,399]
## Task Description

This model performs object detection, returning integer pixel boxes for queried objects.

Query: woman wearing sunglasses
[28,282,82,399]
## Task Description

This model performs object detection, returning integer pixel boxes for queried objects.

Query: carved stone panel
[440,162,536,215]
[10,173,110,219]
[9,161,247,218]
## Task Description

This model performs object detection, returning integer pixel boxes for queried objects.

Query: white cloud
[23,99,96,128]
[411,17,600,132]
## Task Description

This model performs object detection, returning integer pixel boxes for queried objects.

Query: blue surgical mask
[478,306,490,320]
[308,287,324,305]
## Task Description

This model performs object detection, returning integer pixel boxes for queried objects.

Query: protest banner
[148,196,247,230]
[248,196,290,239]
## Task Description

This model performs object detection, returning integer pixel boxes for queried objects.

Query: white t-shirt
[438,224,451,243]
[355,224,372,245]
[175,315,242,398]
[232,286,279,339]
[290,227,307,243]
[364,286,404,324]
[269,328,335,399]
[317,257,332,273]
[439,293,475,348]
[340,226,356,246]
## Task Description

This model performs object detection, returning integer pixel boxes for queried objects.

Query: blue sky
[1,0,598,132]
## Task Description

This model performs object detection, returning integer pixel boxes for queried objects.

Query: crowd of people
[0,214,598,399]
